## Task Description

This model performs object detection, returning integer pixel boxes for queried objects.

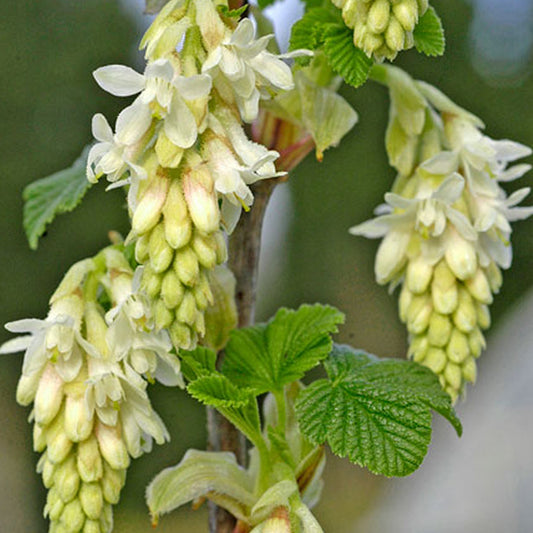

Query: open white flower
[93,60,212,149]
[202,18,295,122]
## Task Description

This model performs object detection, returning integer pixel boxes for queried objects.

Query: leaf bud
[174,247,200,287]
[427,312,452,347]
[79,482,104,520]
[367,0,390,34]
[162,179,192,250]
[446,328,469,364]
[76,437,103,484]
[161,270,185,309]
[95,422,130,471]
[149,223,174,273]
[465,268,493,304]
[424,347,447,374]
[406,257,433,294]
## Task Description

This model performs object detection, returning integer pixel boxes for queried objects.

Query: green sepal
[146,450,255,523]
[413,6,445,57]
[217,4,247,18]
[223,304,345,394]
[296,345,462,477]
[23,146,93,250]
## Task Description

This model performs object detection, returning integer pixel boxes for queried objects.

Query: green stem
[274,388,287,431]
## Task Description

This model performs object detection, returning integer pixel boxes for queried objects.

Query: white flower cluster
[351,68,533,400]
[86,0,292,350]
[0,248,179,533]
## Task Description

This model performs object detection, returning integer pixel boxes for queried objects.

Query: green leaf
[257,0,277,9]
[188,374,262,445]
[217,4,247,18]
[23,146,93,250]
[296,345,462,477]
[413,6,445,57]
[179,346,217,381]
[145,0,171,14]
[223,304,345,394]
[323,25,373,88]
[146,450,254,523]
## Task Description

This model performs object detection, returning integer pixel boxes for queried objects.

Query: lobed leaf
[296,345,462,477]
[223,304,344,394]
[23,146,93,250]
[413,6,445,57]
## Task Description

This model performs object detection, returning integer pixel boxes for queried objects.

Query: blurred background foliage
[1,0,532,531]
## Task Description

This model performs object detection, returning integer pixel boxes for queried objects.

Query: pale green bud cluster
[351,66,533,401]
[1,248,177,532]
[332,0,428,61]
[133,151,227,349]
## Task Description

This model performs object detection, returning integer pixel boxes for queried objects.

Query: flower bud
[41,456,57,489]
[55,455,80,503]
[446,329,469,364]
[140,265,163,300]
[155,129,184,168]
[79,482,104,520]
[462,357,477,383]
[468,327,486,358]
[149,223,174,273]
[83,519,102,533]
[154,300,174,330]
[445,236,477,281]
[134,233,150,264]
[16,371,40,406]
[46,413,73,464]
[95,422,130,471]
[101,463,126,504]
[408,335,428,362]
[183,167,220,234]
[169,322,193,350]
[84,302,109,357]
[393,0,419,32]
[406,256,433,294]
[444,361,462,392]
[431,261,458,314]
[174,247,200,287]
[385,16,405,52]
[452,288,477,333]
[406,294,432,334]
[34,423,47,453]
[374,231,408,284]
[465,268,493,304]
[213,231,228,263]
[162,179,192,250]
[261,507,292,533]
[51,259,95,304]
[427,312,452,347]
[368,0,390,34]
[176,291,198,326]
[77,436,104,483]
[192,232,218,269]
[34,364,64,426]
[161,270,185,309]
[45,487,64,521]
[485,262,503,294]
[399,286,413,322]
[131,172,170,235]
[60,499,85,532]
[476,303,491,330]
[424,347,447,374]
[417,0,429,12]
[64,394,94,442]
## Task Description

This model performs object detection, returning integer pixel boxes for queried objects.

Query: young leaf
[323,25,373,88]
[179,346,217,381]
[296,345,462,477]
[188,374,263,445]
[413,6,445,57]
[23,146,93,250]
[147,450,255,523]
[223,304,345,394]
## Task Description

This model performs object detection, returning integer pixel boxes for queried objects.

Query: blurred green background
[1,0,532,531]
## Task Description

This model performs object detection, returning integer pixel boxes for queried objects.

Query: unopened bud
[51,259,95,304]
[77,436,104,483]
[424,347,447,374]
[445,237,477,281]
[84,302,109,357]
[46,412,73,463]
[131,172,170,235]
[385,16,405,52]
[427,312,452,347]
[213,231,228,263]
[34,364,64,426]
[16,371,40,406]
[154,300,174,330]
[95,422,130,470]
[406,257,433,294]
[161,270,185,309]
[465,268,492,304]
[374,231,408,284]
[417,0,429,13]
[409,335,429,362]
[162,179,192,250]
[444,361,462,392]
[33,423,47,453]
[462,357,477,383]
[399,286,413,322]
[431,261,458,314]
[368,0,390,34]
[174,247,200,287]
[45,487,64,521]
[79,482,104,520]
[155,129,184,168]
[393,0,419,32]
[102,463,126,504]
[64,394,93,442]
[183,168,220,234]
[176,291,198,326]
[41,456,57,489]
[468,327,486,358]
[192,232,218,269]
[476,303,491,330]
[149,223,174,273]
[453,288,477,333]
[446,328,469,364]
[135,233,150,264]
[407,294,432,334]
[140,265,163,299]
[83,519,102,533]
[55,455,80,503]
[485,262,503,294]
[60,499,85,532]
[169,322,193,350]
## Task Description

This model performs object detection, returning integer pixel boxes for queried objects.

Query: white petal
[144,59,174,82]
[5,319,44,333]
[420,151,459,175]
[93,65,146,96]
[202,47,223,72]
[445,207,477,241]
[506,206,533,222]
[220,48,245,79]
[115,104,152,145]
[349,214,399,238]
[433,173,464,203]
[92,114,114,142]
[506,187,531,207]
[236,90,260,123]
[174,74,212,100]
[249,52,294,90]
[0,335,32,354]
[221,198,242,234]
[164,94,198,148]
[498,164,531,182]
[230,18,255,47]
[493,140,532,162]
